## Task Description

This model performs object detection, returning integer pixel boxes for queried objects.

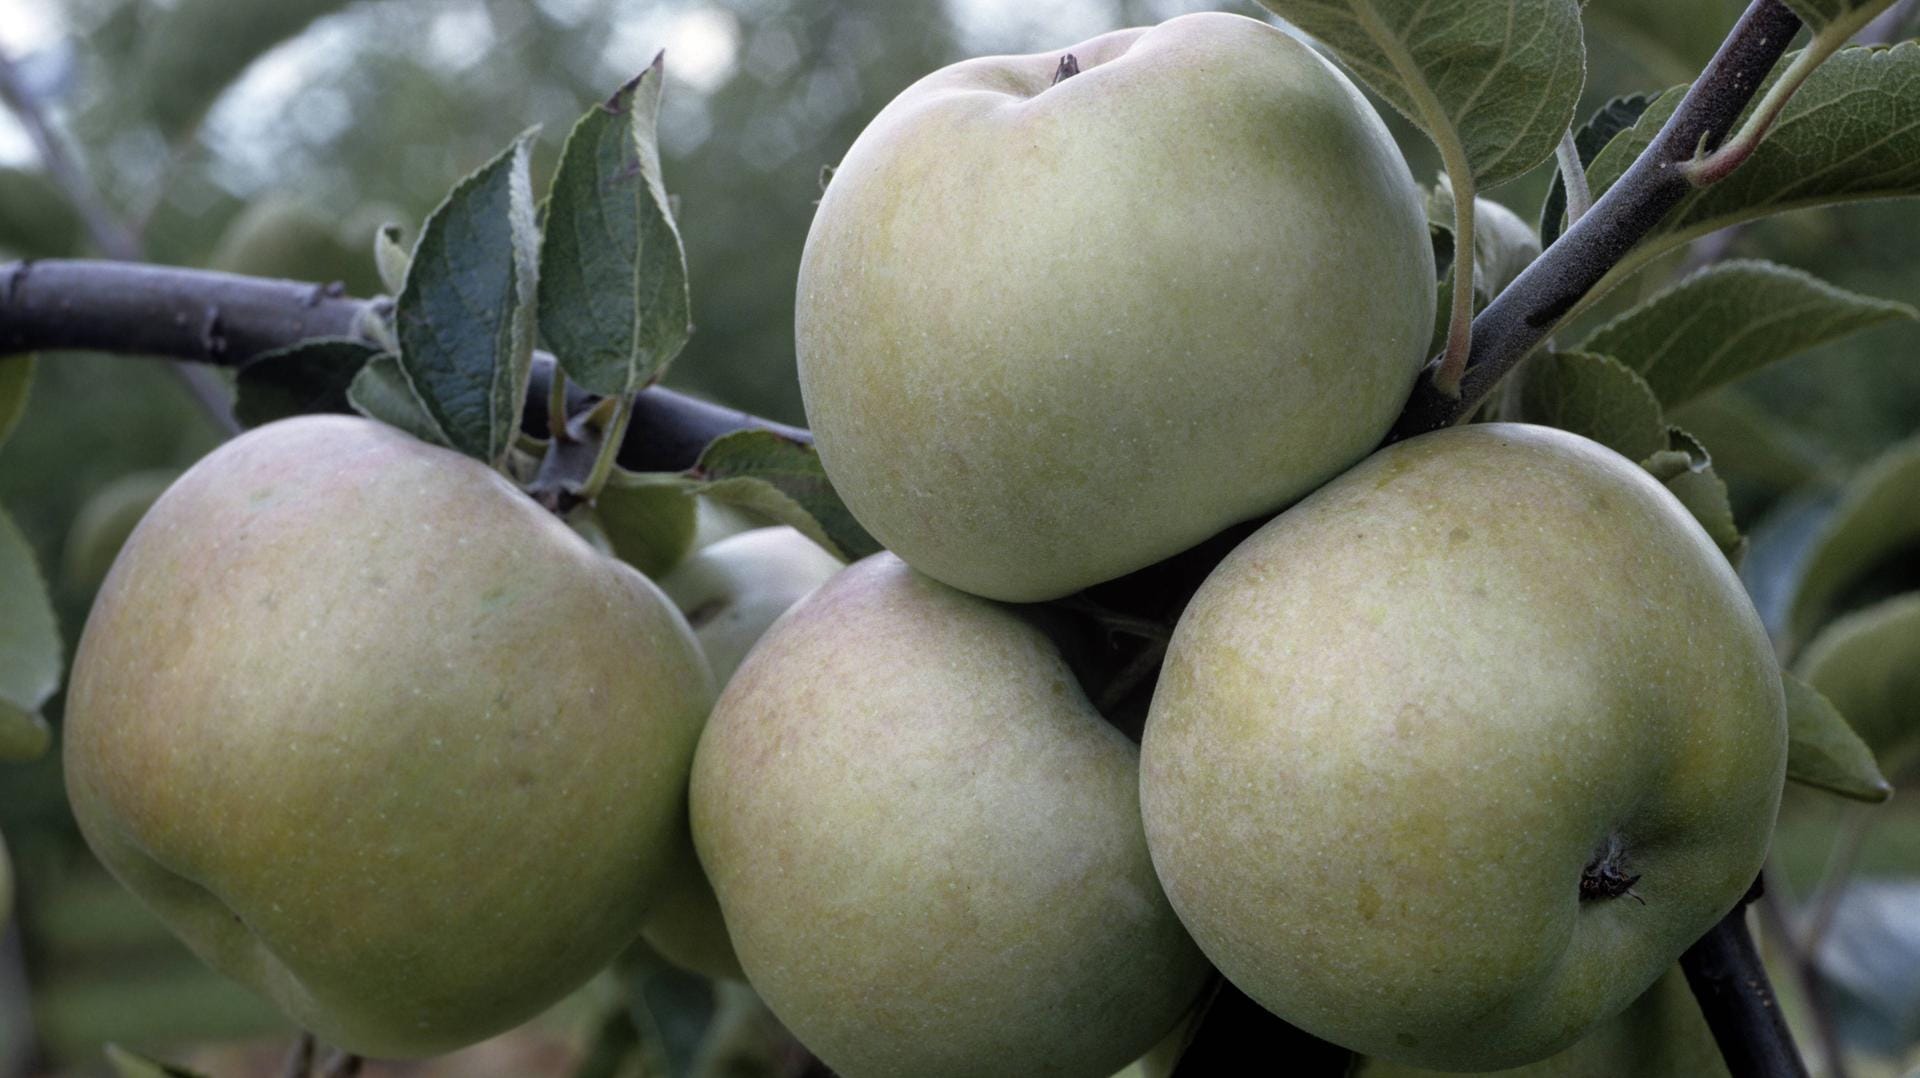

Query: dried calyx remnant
[1052,53,1081,84]
[1580,832,1645,904]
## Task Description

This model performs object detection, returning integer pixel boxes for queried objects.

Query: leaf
[1787,432,1920,650]
[375,223,410,295]
[1539,93,1655,247]
[1587,44,1920,277]
[1428,186,1542,303]
[0,506,59,762]
[1780,0,1899,33]
[1578,260,1916,409]
[1669,392,1831,497]
[1796,593,1920,780]
[103,1044,208,1078]
[233,337,381,428]
[393,128,542,465]
[1811,881,1920,1050]
[1509,350,1668,461]
[590,469,698,578]
[1644,428,1743,563]
[0,354,32,449]
[1256,0,1584,190]
[687,431,879,563]
[539,58,693,396]
[1784,670,1893,802]
[347,354,450,448]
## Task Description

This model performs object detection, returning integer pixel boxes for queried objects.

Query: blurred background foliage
[0,0,1915,1075]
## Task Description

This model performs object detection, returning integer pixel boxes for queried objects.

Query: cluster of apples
[61,11,1786,1076]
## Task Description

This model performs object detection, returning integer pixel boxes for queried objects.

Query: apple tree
[1,0,1919,1075]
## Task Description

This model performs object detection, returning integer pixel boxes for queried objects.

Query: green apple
[795,11,1434,603]
[63,415,714,1057]
[1354,968,1729,1077]
[1140,423,1786,1070]
[691,554,1212,1077]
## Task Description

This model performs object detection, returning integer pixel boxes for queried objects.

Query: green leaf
[103,1044,208,1078]
[347,354,450,448]
[1669,392,1832,498]
[539,58,693,397]
[233,337,381,428]
[687,431,879,563]
[1509,350,1668,462]
[1644,428,1744,564]
[0,507,59,763]
[1256,0,1585,190]
[1579,260,1916,409]
[393,128,542,465]
[375,223,410,296]
[1796,593,1920,780]
[1539,93,1655,247]
[1788,433,1920,650]
[590,469,699,578]
[0,354,32,449]
[1587,44,1920,283]
[1784,671,1893,802]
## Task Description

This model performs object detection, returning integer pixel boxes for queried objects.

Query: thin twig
[1681,880,1811,1078]
[1390,0,1804,441]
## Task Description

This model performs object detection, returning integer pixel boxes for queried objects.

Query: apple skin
[640,526,844,982]
[795,11,1434,603]
[690,553,1212,1077]
[1354,968,1729,1077]
[62,415,715,1058]
[1140,423,1786,1070]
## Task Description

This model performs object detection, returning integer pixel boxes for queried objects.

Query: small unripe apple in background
[1141,424,1786,1070]
[691,554,1212,1077]
[640,526,844,981]
[1354,968,1729,1077]
[796,11,1434,603]
[63,416,715,1057]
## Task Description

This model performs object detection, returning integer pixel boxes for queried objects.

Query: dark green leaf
[1539,93,1654,247]
[1579,260,1916,409]
[1255,0,1585,189]
[1784,671,1893,802]
[1788,433,1920,650]
[347,354,450,448]
[1587,44,1920,284]
[0,506,59,762]
[0,355,31,449]
[394,128,541,465]
[1796,593,1920,781]
[1509,350,1668,461]
[539,58,693,396]
[233,337,382,428]
[688,431,878,562]
[1645,427,1743,563]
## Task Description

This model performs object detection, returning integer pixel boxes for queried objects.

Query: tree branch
[0,259,807,472]
[1681,880,1811,1078]
[1389,0,1804,440]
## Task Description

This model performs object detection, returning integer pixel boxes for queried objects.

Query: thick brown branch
[1682,881,1811,1078]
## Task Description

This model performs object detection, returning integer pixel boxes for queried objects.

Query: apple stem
[1389,0,1804,441]
[1680,878,1812,1078]
[1428,168,1478,399]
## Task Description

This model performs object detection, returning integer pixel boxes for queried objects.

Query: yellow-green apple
[795,11,1434,603]
[691,554,1212,1076]
[640,526,844,981]
[63,415,714,1057]
[1354,968,1728,1077]
[1141,423,1786,1070]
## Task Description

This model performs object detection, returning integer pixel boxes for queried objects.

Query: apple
[1354,968,1728,1077]
[1140,423,1786,1070]
[690,553,1212,1077]
[640,526,844,981]
[62,415,715,1057]
[795,11,1434,603]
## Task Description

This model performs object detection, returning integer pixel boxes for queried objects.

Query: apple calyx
[1052,54,1081,83]
[1580,834,1646,904]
